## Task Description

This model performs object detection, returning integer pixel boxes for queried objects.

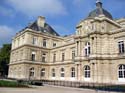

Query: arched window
[84,65,90,78]
[118,65,125,78]
[71,67,75,77]
[60,68,65,77]
[52,68,55,77]
[41,68,45,77]
[29,67,34,77]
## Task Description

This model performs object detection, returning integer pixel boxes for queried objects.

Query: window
[42,53,46,62]
[29,68,34,77]
[62,53,65,61]
[118,65,125,78]
[41,68,45,77]
[60,68,65,77]
[53,43,56,47]
[71,67,75,77]
[118,41,124,54]
[72,50,75,60]
[31,52,36,61]
[52,68,55,77]
[85,42,90,56]
[43,39,46,47]
[32,37,37,45]
[84,65,90,78]
[53,53,56,62]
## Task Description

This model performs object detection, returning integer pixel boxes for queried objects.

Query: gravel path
[0,85,122,93]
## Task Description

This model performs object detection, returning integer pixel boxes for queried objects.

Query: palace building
[8,1,125,84]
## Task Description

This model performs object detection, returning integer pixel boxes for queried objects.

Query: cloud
[0,25,15,46]
[6,0,67,17]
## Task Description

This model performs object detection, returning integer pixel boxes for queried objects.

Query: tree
[0,44,11,77]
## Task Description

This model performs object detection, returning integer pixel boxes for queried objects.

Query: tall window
[31,52,36,61]
[43,39,46,47]
[71,67,75,77]
[52,68,55,77]
[85,42,90,56]
[32,37,37,45]
[53,43,56,47]
[84,65,90,78]
[29,67,34,77]
[62,53,65,61]
[53,53,56,62]
[42,53,46,62]
[60,68,65,77]
[118,65,125,78]
[118,41,124,54]
[72,50,75,60]
[41,68,45,77]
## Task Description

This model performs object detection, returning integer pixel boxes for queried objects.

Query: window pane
[124,71,125,78]
[119,71,123,78]
[119,65,125,78]
[84,66,90,78]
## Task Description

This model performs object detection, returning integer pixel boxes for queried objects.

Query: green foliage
[0,44,11,76]
[0,80,28,87]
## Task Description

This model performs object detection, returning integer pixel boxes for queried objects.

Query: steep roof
[23,16,60,36]
[28,21,60,36]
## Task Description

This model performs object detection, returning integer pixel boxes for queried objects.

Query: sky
[0,0,125,47]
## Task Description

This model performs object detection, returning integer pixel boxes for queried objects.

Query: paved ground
[0,85,123,93]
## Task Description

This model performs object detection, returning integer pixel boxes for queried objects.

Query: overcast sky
[0,0,125,47]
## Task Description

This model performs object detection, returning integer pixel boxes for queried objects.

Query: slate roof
[87,0,113,19]
[25,21,60,36]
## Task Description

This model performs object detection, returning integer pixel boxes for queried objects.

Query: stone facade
[8,1,125,84]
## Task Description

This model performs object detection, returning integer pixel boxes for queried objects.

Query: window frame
[41,68,45,77]
[84,65,90,78]
[31,52,36,61]
[72,50,75,60]
[62,53,65,61]
[84,42,91,56]
[71,67,75,78]
[43,39,47,47]
[118,41,125,54]
[52,68,56,77]
[32,37,37,45]
[60,68,65,77]
[42,53,46,62]
[53,53,56,62]
[29,67,35,77]
[118,65,125,78]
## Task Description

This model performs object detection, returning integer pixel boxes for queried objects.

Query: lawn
[0,80,29,87]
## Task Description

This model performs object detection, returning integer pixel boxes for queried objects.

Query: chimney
[37,16,45,27]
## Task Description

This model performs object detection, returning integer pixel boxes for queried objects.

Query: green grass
[0,80,29,88]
